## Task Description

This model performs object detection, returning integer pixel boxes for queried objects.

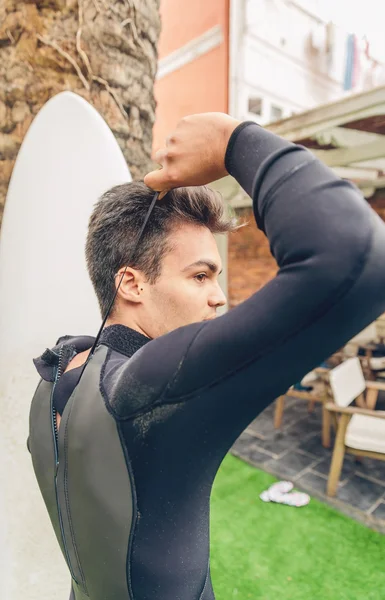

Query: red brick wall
[228,200,385,309]
[228,208,278,308]
[370,194,385,221]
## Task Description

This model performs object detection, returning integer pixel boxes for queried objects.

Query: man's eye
[195,273,207,283]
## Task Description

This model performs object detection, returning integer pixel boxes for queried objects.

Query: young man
[29,113,385,600]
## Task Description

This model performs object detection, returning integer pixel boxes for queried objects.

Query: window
[270,104,283,122]
[248,97,263,116]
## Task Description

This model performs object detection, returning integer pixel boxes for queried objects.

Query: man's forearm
[225,121,293,198]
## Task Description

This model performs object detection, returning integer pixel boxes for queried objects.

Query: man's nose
[209,283,227,308]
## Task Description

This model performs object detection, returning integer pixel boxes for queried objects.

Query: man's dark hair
[86,181,239,316]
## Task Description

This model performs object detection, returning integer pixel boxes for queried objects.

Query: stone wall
[0,0,161,228]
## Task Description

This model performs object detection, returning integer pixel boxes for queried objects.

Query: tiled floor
[231,395,385,533]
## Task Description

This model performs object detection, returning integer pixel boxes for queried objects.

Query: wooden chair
[347,321,385,380]
[274,367,332,447]
[325,357,385,497]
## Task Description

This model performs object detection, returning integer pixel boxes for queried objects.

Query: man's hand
[144,113,240,195]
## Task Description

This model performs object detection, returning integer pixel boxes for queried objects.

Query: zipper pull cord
[78,190,160,381]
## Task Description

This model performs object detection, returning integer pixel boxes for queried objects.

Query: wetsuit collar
[98,324,150,358]
[33,324,150,382]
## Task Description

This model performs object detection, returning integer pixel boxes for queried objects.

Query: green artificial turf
[210,454,385,600]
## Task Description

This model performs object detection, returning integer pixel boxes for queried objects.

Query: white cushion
[346,414,385,453]
[370,357,385,370]
[329,357,366,407]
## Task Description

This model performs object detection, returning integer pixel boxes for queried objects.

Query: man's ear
[115,268,146,304]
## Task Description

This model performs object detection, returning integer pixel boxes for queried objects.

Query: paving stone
[234,396,385,531]
[249,397,303,436]
[371,502,385,521]
[312,455,357,483]
[248,412,280,437]
[231,431,258,455]
[296,470,329,495]
[298,434,334,459]
[355,457,385,484]
[243,446,273,466]
[277,406,320,432]
[284,416,323,438]
[336,475,385,512]
[250,431,301,456]
[273,397,307,417]
[264,449,321,480]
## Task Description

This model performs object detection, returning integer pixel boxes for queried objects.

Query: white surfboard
[0,92,131,600]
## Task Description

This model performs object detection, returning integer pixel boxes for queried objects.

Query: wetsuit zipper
[51,345,78,583]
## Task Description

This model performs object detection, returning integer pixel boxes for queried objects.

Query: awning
[214,85,385,207]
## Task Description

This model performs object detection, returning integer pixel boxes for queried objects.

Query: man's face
[143,223,227,338]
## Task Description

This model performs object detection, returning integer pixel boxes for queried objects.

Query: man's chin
[162,316,214,335]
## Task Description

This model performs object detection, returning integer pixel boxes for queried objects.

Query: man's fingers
[145,149,179,192]
[143,167,168,192]
[153,148,168,164]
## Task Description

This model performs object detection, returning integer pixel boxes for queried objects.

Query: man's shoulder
[102,322,204,418]
[100,345,154,419]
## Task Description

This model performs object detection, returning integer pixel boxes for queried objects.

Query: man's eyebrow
[182,260,223,275]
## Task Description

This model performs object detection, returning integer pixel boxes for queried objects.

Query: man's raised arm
[132,115,385,408]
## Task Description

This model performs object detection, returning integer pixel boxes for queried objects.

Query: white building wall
[230,0,361,123]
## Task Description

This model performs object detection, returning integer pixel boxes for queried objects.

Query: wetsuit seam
[99,347,110,404]
[99,347,120,419]
[162,322,207,397]
[116,422,137,600]
[63,397,89,593]
[160,218,375,403]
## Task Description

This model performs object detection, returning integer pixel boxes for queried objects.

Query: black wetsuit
[31,122,385,599]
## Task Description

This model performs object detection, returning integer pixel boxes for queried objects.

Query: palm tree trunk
[0,0,161,228]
